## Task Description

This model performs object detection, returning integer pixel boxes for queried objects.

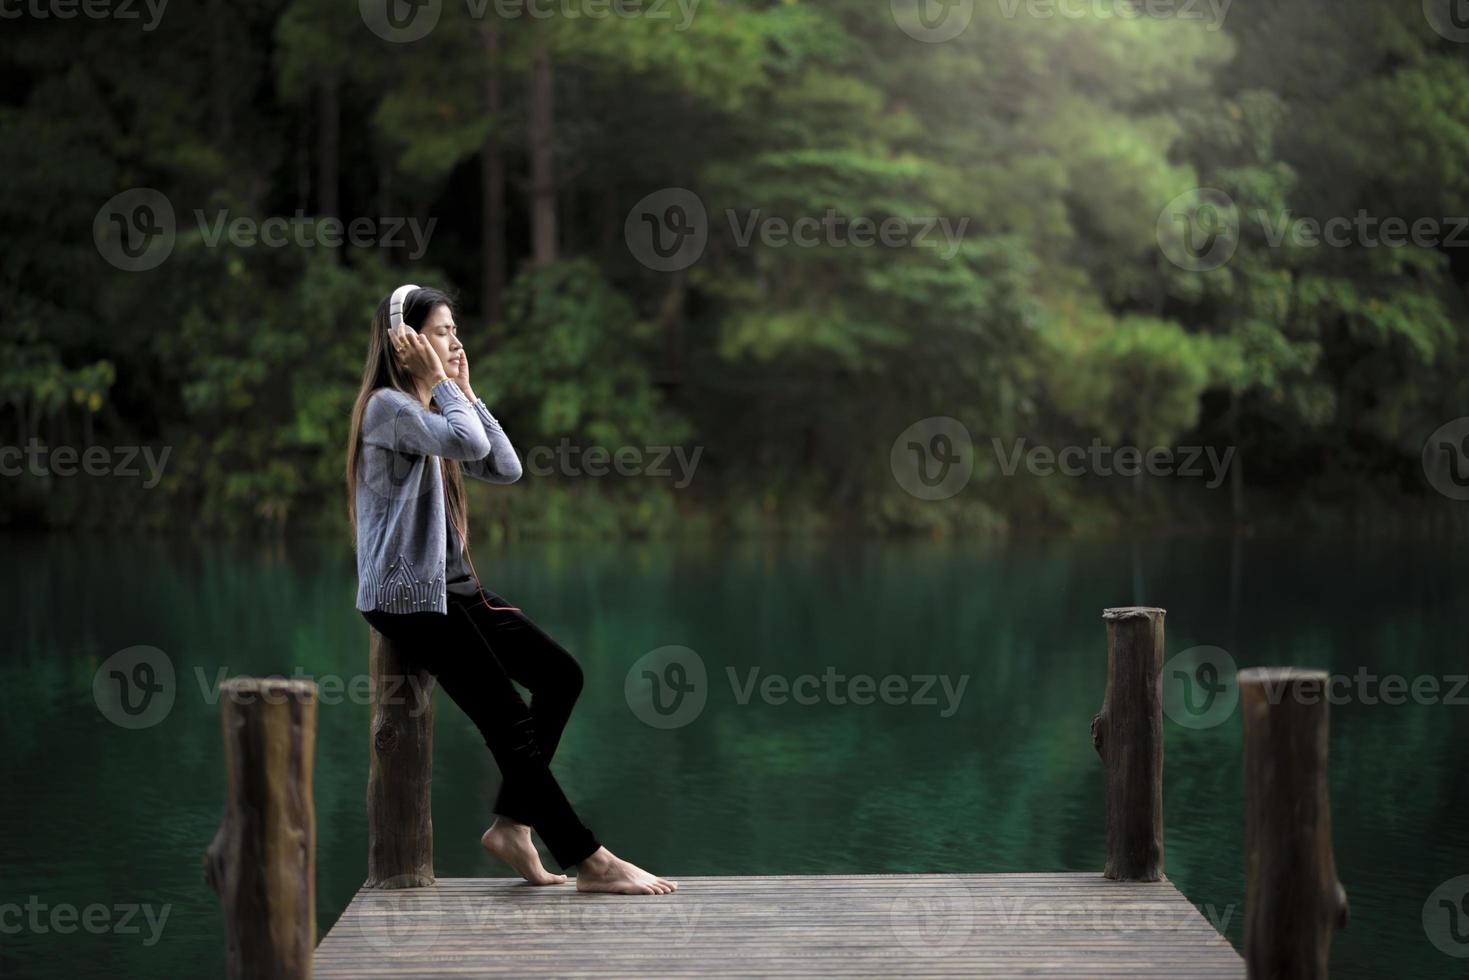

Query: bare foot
[481,818,568,885]
[574,847,678,895]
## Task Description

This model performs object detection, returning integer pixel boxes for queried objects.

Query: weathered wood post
[1239,667,1348,979]
[366,629,436,889]
[205,677,318,980]
[1091,606,1165,881]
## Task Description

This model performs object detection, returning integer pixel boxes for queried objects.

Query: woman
[346,284,677,896]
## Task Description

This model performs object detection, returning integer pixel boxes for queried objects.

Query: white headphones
[388,283,422,332]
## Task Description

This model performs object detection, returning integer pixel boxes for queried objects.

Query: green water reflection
[0,532,1465,978]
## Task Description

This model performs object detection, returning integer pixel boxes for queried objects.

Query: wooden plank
[314,873,1243,978]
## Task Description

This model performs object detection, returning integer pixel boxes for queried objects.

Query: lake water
[1,531,1465,978]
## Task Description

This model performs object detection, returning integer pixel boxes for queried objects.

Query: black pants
[361,589,602,870]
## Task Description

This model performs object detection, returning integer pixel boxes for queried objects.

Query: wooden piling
[1240,667,1348,979]
[365,629,436,889]
[205,677,318,980]
[1091,606,1166,882]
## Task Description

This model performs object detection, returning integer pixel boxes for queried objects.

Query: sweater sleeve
[462,398,523,484]
[361,381,492,461]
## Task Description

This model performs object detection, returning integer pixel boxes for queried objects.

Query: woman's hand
[453,348,476,401]
[391,326,448,387]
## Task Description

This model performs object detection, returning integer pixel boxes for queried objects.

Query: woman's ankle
[488,815,532,834]
[577,846,611,870]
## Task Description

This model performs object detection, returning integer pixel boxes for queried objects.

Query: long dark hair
[345,286,470,554]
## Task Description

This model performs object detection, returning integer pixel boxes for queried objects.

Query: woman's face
[418,303,464,380]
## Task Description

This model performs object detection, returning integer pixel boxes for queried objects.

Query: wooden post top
[1101,606,1167,621]
[1238,667,1329,685]
[1239,667,1332,710]
[217,677,319,703]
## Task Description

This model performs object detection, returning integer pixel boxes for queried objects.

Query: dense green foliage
[2,0,1465,536]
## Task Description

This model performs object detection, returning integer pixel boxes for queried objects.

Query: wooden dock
[313,872,1244,978]
[203,615,1348,977]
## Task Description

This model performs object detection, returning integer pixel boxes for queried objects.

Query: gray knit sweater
[354,378,522,614]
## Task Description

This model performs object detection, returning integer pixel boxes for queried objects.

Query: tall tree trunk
[480,25,506,322]
[528,42,557,268]
[657,268,688,387]
[1230,410,1246,523]
[295,113,311,215]
[377,151,394,223]
[600,185,618,260]
[209,0,232,146]
[318,77,340,221]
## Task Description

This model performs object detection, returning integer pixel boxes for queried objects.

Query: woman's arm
[461,398,523,484]
[361,381,493,461]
